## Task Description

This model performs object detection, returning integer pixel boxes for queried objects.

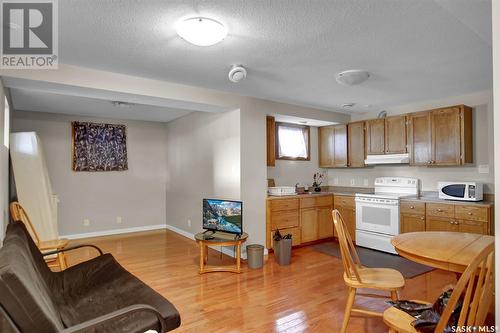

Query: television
[203,199,242,235]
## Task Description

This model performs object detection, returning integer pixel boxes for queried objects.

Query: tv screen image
[203,199,242,235]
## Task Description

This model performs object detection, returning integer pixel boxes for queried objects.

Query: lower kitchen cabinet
[426,216,459,232]
[317,207,334,239]
[300,208,319,242]
[333,195,356,242]
[400,214,426,233]
[266,194,334,249]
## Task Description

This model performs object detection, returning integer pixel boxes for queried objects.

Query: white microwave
[438,182,483,202]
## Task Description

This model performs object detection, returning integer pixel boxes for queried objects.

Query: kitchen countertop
[401,193,494,207]
[267,186,374,200]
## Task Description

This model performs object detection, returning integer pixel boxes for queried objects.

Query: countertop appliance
[438,182,483,202]
[355,177,419,254]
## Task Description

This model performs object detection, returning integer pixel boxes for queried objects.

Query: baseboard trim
[164,224,195,240]
[61,224,167,240]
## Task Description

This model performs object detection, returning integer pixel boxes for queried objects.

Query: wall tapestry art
[72,121,128,171]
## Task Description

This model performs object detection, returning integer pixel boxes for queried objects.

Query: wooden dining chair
[332,209,405,333]
[10,201,69,270]
[383,242,494,333]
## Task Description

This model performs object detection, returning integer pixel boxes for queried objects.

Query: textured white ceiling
[55,0,492,113]
[10,88,192,122]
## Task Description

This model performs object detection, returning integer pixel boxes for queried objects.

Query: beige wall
[12,111,168,237]
[328,90,494,193]
[164,110,241,236]
[267,126,324,187]
[0,82,8,242]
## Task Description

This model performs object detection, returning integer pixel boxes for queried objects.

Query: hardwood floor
[68,230,456,333]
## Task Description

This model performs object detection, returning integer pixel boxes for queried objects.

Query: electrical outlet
[333,178,339,185]
[350,179,356,186]
[83,219,90,227]
[478,165,490,174]
[363,179,369,186]
[187,219,191,228]
[116,216,122,224]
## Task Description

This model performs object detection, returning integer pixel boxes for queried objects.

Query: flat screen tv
[203,199,242,235]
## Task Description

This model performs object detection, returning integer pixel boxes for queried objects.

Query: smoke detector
[336,70,370,86]
[111,101,133,108]
[228,65,247,83]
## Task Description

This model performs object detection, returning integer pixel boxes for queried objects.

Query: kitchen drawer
[300,195,333,209]
[455,206,489,222]
[400,201,425,215]
[271,210,299,229]
[426,203,454,218]
[270,227,301,248]
[458,219,489,235]
[270,198,299,212]
[334,195,355,208]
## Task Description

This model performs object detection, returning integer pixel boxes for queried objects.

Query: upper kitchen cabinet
[266,116,276,166]
[407,105,472,166]
[318,124,348,168]
[407,111,432,165]
[347,121,366,167]
[431,105,472,166]
[365,119,385,155]
[384,115,407,154]
[318,125,334,167]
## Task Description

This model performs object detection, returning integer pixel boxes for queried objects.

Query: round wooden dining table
[391,232,494,273]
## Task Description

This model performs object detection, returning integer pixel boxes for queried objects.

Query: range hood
[364,153,410,165]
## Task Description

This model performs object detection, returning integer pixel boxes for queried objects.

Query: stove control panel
[355,196,399,205]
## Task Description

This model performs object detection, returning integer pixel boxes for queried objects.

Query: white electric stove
[355,177,420,254]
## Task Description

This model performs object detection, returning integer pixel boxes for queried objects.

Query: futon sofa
[0,221,181,333]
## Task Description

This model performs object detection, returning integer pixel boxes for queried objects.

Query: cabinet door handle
[437,208,443,212]
[449,220,454,224]
[420,217,425,220]
[410,206,415,209]
[468,212,472,215]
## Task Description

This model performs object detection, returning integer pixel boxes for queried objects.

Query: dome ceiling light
[176,17,227,46]
[336,70,370,86]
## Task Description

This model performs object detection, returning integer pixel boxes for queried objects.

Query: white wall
[165,110,241,236]
[328,90,494,192]
[12,111,168,237]
[267,126,325,187]
[0,82,8,242]
[491,0,499,321]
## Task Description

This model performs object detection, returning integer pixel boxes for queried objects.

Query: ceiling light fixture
[176,17,227,46]
[336,70,370,86]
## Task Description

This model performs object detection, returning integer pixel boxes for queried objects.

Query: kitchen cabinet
[400,201,425,233]
[300,208,319,242]
[426,216,459,232]
[266,116,275,166]
[348,121,366,167]
[333,125,348,167]
[318,126,334,167]
[333,195,356,242]
[266,194,334,249]
[317,207,334,239]
[408,105,472,166]
[407,111,432,165]
[385,115,407,154]
[365,119,385,155]
[318,125,347,168]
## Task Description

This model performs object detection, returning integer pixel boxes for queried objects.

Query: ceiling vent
[228,65,247,83]
[111,101,133,108]
[336,70,370,86]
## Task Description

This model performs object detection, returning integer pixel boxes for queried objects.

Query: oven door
[355,198,399,235]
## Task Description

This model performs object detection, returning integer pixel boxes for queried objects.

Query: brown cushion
[0,222,64,332]
[58,254,181,332]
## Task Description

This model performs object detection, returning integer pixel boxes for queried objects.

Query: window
[276,122,310,160]
[3,97,9,148]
